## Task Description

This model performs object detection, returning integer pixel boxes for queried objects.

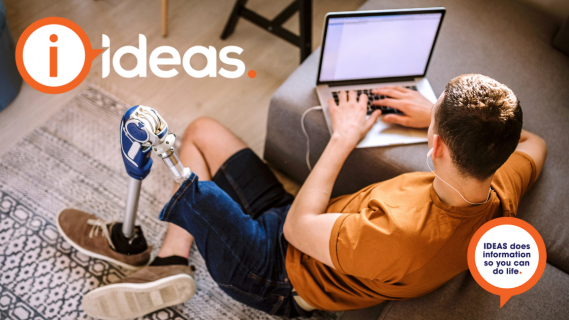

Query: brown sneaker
[82,265,196,319]
[56,208,152,270]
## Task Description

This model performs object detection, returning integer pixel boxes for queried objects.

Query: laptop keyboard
[331,85,417,115]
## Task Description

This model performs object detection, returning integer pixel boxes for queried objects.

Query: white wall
[516,0,569,20]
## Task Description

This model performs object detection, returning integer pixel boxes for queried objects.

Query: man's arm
[515,129,547,179]
[283,91,381,268]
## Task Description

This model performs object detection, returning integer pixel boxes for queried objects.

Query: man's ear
[432,134,444,159]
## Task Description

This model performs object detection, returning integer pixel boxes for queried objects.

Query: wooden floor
[2,0,365,161]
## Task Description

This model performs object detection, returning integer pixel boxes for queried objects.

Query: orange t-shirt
[285,151,537,311]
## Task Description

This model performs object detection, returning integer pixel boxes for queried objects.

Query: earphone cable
[301,106,323,171]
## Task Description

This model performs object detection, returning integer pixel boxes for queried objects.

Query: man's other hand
[372,86,433,128]
[328,90,381,148]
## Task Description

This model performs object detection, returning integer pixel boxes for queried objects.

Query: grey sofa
[264,0,569,318]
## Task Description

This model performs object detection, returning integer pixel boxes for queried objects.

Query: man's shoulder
[397,171,436,180]
[366,171,435,201]
[490,151,538,216]
[366,171,435,189]
[493,151,537,183]
[328,171,435,213]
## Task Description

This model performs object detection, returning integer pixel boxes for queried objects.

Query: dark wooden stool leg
[220,0,313,63]
[298,0,312,62]
[221,0,249,40]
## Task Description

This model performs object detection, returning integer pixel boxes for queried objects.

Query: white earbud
[426,148,491,205]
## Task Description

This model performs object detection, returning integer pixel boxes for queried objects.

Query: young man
[58,74,546,319]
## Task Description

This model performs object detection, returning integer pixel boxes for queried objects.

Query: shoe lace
[87,219,116,251]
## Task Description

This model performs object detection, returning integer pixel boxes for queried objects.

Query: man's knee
[183,117,220,143]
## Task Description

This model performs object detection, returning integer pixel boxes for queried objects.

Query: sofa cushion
[264,0,569,273]
[377,264,569,320]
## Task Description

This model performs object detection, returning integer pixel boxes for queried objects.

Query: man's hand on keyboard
[371,86,433,128]
[328,90,382,148]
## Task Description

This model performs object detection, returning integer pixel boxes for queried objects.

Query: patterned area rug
[0,86,338,320]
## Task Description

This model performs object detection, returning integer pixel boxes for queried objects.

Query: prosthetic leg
[119,105,191,243]
[78,107,196,318]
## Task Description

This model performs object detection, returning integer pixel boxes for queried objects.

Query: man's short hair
[435,74,523,181]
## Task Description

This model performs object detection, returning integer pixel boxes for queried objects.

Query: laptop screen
[318,10,444,84]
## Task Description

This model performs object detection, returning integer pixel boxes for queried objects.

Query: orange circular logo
[15,17,103,94]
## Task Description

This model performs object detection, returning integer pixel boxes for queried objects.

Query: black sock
[150,255,189,266]
[110,223,148,255]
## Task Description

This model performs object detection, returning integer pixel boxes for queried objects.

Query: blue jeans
[159,149,310,318]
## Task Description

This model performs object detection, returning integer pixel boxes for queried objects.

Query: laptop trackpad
[357,118,428,148]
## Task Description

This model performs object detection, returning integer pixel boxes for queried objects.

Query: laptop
[315,8,446,148]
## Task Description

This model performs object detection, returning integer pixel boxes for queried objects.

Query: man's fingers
[371,88,405,98]
[372,98,399,107]
[348,90,357,103]
[373,85,408,93]
[358,93,368,107]
[339,90,347,104]
[390,86,408,93]
[383,114,411,127]
[372,98,408,113]
[364,110,382,132]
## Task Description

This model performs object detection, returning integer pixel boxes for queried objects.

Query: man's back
[286,151,537,311]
